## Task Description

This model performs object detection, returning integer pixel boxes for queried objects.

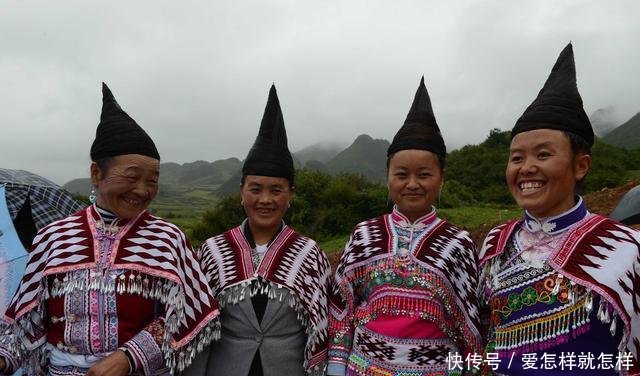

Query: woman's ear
[89,162,101,187]
[574,153,592,182]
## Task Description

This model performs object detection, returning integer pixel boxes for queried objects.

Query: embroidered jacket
[479,210,640,376]
[328,210,483,371]
[198,224,331,375]
[0,205,220,375]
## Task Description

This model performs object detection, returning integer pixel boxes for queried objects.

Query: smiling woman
[387,149,443,223]
[0,83,220,376]
[506,128,591,219]
[479,43,640,375]
[186,85,330,376]
[90,154,160,220]
[240,175,292,244]
[327,77,482,376]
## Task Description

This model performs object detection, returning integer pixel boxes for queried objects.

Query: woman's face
[387,149,443,222]
[240,175,293,236]
[506,129,590,218]
[90,154,160,219]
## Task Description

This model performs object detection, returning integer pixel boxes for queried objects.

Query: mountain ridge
[602,112,640,149]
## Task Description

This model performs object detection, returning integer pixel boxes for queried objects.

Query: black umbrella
[0,168,85,248]
[610,185,640,225]
[1,170,84,332]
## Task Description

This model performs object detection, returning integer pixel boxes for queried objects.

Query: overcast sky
[1,0,639,185]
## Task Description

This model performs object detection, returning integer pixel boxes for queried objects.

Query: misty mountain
[603,112,640,149]
[303,159,329,173]
[170,158,242,186]
[590,107,618,138]
[293,141,345,165]
[325,134,390,183]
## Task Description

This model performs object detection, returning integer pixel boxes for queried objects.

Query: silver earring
[89,187,97,204]
[287,202,291,208]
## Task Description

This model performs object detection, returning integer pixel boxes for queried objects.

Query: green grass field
[439,205,522,230]
[149,187,218,236]
[320,235,350,253]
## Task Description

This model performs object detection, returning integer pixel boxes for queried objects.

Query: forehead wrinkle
[122,165,159,175]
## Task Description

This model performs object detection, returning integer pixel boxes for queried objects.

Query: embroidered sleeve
[0,322,18,374]
[0,335,18,375]
[327,277,353,372]
[477,263,492,341]
[0,303,48,375]
[122,318,167,375]
[327,238,357,370]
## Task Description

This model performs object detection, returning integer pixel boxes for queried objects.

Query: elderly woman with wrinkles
[0,83,219,376]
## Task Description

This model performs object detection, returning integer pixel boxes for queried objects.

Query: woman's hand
[86,350,130,376]
[0,356,6,373]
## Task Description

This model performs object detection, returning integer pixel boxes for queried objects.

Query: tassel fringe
[12,272,220,375]
[217,278,326,374]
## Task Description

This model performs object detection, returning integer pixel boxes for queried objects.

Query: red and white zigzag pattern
[5,206,219,350]
[199,225,331,371]
[480,214,640,366]
[6,214,91,319]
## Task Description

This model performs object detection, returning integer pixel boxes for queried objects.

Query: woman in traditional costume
[479,43,640,375]
[184,85,330,376]
[0,83,220,375]
[327,77,483,376]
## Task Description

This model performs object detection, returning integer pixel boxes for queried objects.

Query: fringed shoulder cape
[328,214,483,364]
[198,224,331,375]
[479,214,640,375]
[2,206,220,374]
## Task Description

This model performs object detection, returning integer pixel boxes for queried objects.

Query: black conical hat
[242,85,294,183]
[512,43,594,146]
[387,76,446,157]
[90,83,160,161]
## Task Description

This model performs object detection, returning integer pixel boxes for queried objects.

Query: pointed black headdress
[387,76,446,158]
[512,43,594,146]
[90,83,160,161]
[242,85,294,184]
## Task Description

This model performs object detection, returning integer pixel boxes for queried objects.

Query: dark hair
[94,157,115,179]
[386,152,446,171]
[562,131,591,193]
[563,131,592,156]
